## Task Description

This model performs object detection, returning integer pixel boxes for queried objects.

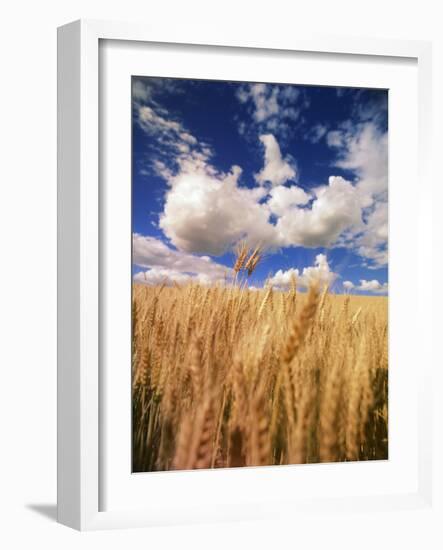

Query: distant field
[132,283,388,472]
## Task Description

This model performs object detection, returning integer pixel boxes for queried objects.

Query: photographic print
[131,77,388,472]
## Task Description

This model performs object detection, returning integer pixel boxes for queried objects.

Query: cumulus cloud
[134,268,193,286]
[133,234,231,284]
[268,254,337,290]
[134,268,224,287]
[326,121,388,267]
[158,161,278,255]
[343,280,355,290]
[275,176,363,248]
[136,81,387,272]
[357,279,388,293]
[342,278,388,294]
[336,122,388,202]
[267,184,311,216]
[237,84,388,269]
[155,133,364,256]
[154,135,369,258]
[135,110,285,255]
[255,134,297,187]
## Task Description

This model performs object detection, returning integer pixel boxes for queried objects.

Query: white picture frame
[57,19,433,531]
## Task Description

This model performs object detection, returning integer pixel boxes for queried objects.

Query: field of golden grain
[132,277,388,472]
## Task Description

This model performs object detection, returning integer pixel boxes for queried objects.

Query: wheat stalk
[132,271,388,471]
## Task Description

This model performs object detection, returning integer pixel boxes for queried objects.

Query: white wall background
[0,1,441,548]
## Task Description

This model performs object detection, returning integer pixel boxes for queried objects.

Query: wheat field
[132,266,388,472]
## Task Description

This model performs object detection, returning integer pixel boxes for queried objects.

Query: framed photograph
[57,19,433,530]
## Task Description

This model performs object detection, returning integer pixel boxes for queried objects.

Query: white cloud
[180,132,198,145]
[153,134,373,258]
[133,234,231,284]
[137,104,209,165]
[134,268,193,286]
[267,184,311,216]
[134,268,224,287]
[276,176,363,248]
[158,161,278,255]
[337,122,388,202]
[236,83,308,136]
[138,106,182,135]
[136,88,387,272]
[357,279,388,293]
[342,278,388,294]
[134,79,388,273]
[133,87,211,178]
[248,83,280,123]
[132,77,184,105]
[151,159,173,180]
[326,121,388,267]
[255,134,297,187]
[356,200,388,268]
[268,254,337,290]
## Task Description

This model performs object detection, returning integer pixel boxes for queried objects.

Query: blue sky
[132,77,388,295]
